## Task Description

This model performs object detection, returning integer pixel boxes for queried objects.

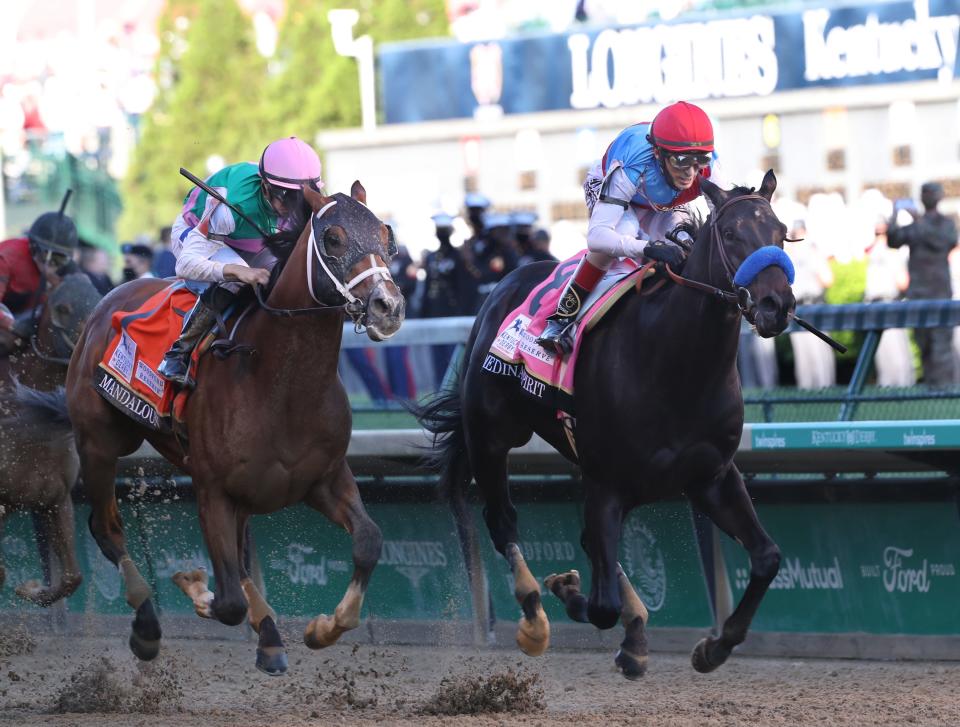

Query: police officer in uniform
[888,181,959,385]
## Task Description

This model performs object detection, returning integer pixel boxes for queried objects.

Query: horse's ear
[303,184,329,213]
[700,177,728,210]
[350,180,367,205]
[759,169,777,201]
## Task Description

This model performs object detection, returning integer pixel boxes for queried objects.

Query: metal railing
[340,300,960,420]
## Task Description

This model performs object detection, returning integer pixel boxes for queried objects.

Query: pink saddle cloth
[484,251,653,414]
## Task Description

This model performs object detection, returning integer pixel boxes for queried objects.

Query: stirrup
[536,319,575,355]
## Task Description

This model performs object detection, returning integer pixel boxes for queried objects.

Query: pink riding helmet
[259,136,323,190]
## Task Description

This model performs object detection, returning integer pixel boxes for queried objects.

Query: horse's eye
[722,227,735,241]
[323,226,348,257]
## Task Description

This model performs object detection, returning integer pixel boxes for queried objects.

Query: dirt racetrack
[0,627,958,727]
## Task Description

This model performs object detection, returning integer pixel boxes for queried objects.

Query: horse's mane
[674,184,757,246]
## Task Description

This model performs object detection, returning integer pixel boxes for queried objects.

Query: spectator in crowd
[464,192,489,243]
[422,212,477,386]
[340,347,392,406]
[382,240,419,400]
[887,182,959,385]
[469,212,519,312]
[864,215,915,386]
[78,242,114,296]
[529,229,556,263]
[152,226,177,278]
[120,242,155,281]
[785,220,836,389]
[513,211,557,266]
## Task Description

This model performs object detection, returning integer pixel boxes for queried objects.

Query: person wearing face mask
[537,101,725,354]
[422,212,477,385]
[158,136,323,385]
[0,206,79,352]
[120,243,155,281]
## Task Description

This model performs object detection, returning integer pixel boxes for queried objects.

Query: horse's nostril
[758,297,779,316]
[370,295,390,317]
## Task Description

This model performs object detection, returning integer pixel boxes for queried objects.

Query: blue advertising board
[379,0,959,123]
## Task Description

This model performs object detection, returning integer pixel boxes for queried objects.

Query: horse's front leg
[581,486,624,630]
[194,488,248,626]
[303,462,381,649]
[237,517,287,676]
[687,465,780,673]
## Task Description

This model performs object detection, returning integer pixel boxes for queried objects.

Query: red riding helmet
[649,101,714,153]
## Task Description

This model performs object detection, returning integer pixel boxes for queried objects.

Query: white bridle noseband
[305,199,394,305]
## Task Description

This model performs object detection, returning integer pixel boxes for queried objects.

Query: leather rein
[661,193,770,314]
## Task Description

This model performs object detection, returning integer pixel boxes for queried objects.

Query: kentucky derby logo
[620,519,667,611]
[470,42,503,107]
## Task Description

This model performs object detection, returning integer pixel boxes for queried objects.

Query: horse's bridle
[254,199,394,333]
[29,321,77,366]
[662,193,772,316]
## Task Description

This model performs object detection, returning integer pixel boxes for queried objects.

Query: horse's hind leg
[687,465,780,673]
[79,439,161,660]
[237,517,287,676]
[15,499,82,606]
[303,461,381,650]
[470,445,549,656]
[614,565,649,680]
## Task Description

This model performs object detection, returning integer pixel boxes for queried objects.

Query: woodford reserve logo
[620,519,667,611]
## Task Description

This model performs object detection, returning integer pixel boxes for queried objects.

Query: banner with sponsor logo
[379,0,959,123]
[720,502,960,634]
[253,502,473,620]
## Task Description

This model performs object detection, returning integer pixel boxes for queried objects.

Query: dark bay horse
[1,272,103,392]
[65,181,404,674]
[417,172,795,679]
[0,384,81,605]
[0,273,100,608]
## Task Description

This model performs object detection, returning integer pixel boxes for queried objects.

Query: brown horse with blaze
[65,181,404,675]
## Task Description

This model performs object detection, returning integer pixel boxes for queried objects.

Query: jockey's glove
[642,239,687,270]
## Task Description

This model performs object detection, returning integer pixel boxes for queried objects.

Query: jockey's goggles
[33,245,71,269]
[265,183,298,207]
[664,151,712,170]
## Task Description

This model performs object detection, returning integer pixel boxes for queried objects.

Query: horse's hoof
[14,581,49,606]
[516,591,550,657]
[256,646,288,676]
[691,637,730,673]
[615,648,648,680]
[304,615,340,650]
[129,631,160,661]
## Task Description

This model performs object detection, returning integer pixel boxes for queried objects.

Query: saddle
[93,281,243,434]
[486,251,658,416]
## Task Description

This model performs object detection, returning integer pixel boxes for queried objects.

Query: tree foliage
[119,0,267,238]
[121,0,448,238]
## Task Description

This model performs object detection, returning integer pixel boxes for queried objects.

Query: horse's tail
[7,383,73,435]
[412,379,472,502]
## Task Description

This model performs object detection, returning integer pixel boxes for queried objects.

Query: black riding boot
[536,257,606,355]
[157,297,217,386]
[536,279,595,355]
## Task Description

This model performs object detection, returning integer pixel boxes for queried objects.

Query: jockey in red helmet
[158,136,323,385]
[537,101,723,355]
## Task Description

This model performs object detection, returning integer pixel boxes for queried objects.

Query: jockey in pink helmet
[537,101,725,355]
[158,136,323,385]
